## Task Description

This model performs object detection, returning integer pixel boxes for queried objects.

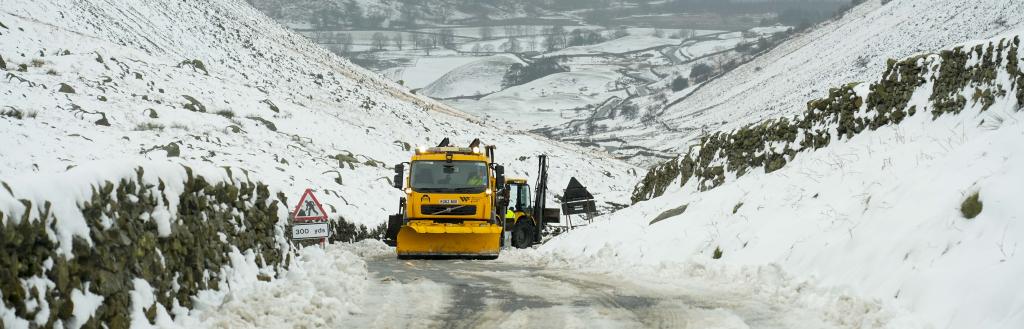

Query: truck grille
[421,205,477,216]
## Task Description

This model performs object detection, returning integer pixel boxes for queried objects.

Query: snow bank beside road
[532,93,1024,328]
[201,243,375,328]
[200,240,450,329]
[498,248,925,329]
[526,31,1024,329]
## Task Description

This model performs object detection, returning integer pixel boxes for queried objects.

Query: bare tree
[503,37,521,53]
[440,28,456,49]
[677,28,693,39]
[339,33,353,53]
[418,37,433,55]
[504,25,516,37]
[710,52,730,70]
[411,33,432,55]
[552,25,567,48]
[430,32,442,49]
[411,33,423,49]
[393,33,404,50]
[371,32,390,51]
[543,28,558,51]
[422,41,433,55]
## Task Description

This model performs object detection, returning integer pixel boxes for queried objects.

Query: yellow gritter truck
[383,138,507,259]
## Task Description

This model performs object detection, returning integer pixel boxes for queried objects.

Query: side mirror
[393,164,404,189]
[493,165,505,190]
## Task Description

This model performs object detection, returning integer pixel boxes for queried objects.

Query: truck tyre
[384,214,402,247]
[511,218,535,249]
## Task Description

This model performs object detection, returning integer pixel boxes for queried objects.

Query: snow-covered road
[351,255,905,329]
[190,242,915,328]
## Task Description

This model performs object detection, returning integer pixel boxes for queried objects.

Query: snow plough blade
[396,220,502,259]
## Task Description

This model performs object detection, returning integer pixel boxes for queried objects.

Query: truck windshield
[507,183,531,211]
[410,161,488,193]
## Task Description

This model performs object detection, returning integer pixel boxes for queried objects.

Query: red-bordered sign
[291,188,329,222]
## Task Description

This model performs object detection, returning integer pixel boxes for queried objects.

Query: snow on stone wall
[0,162,289,328]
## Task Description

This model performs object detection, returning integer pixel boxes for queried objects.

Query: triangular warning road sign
[291,188,329,222]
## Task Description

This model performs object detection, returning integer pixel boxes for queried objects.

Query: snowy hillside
[449,68,628,128]
[381,53,482,89]
[551,0,1024,164]
[0,0,636,228]
[419,54,525,99]
[435,26,792,136]
[0,0,637,326]
[538,34,1024,329]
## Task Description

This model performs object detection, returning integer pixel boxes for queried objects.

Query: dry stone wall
[633,36,1023,203]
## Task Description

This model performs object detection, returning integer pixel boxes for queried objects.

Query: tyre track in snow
[363,258,697,329]
[360,256,885,329]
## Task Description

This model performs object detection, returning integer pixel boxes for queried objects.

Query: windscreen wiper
[415,187,445,193]
[449,187,484,192]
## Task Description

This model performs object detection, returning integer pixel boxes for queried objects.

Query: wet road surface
[348,256,846,329]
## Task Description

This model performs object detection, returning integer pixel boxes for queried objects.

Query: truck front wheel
[511,218,535,249]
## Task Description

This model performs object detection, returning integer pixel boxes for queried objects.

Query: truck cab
[385,139,506,259]
[406,151,494,221]
[504,178,540,248]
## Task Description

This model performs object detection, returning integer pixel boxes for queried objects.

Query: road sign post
[289,188,331,247]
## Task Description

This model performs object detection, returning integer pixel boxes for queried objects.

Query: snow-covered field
[677,38,746,59]
[414,25,789,132]
[419,54,525,99]
[381,54,485,89]
[542,35,680,57]
[456,35,547,53]
[450,68,628,128]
